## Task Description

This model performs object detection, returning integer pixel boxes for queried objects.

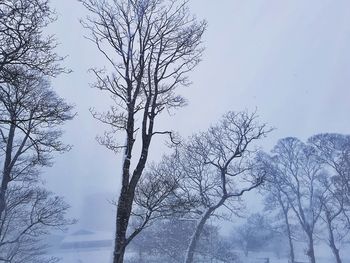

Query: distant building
[59,229,113,251]
[50,229,114,263]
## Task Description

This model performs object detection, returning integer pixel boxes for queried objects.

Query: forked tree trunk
[113,140,150,263]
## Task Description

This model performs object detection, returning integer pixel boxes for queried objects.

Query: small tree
[233,213,274,257]
[80,0,206,262]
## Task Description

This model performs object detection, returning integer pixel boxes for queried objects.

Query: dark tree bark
[306,231,316,263]
[80,1,206,262]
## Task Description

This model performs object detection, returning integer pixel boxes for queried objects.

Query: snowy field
[51,247,350,263]
[49,231,350,263]
[53,249,113,263]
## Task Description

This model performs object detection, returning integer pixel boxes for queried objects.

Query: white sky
[44,0,350,231]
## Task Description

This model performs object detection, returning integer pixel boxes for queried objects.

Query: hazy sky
[44,0,350,230]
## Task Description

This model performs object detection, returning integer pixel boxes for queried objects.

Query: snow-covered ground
[52,249,350,263]
[241,251,350,263]
[49,231,350,263]
[238,242,350,263]
[54,249,113,263]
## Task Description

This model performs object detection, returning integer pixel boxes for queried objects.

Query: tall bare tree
[0,1,73,261]
[259,152,296,263]
[183,111,269,263]
[80,0,206,262]
[316,173,348,263]
[263,137,326,263]
[308,133,350,263]
[0,70,74,262]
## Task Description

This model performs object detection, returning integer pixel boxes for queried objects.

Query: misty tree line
[0,1,349,263]
[259,135,350,263]
[126,132,350,263]
[232,135,350,263]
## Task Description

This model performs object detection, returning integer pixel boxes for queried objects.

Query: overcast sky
[43,0,350,231]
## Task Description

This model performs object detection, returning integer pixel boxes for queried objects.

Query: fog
[1,0,350,262]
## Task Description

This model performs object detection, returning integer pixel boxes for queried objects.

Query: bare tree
[308,133,350,263]
[0,1,73,261]
[0,70,74,262]
[309,133,350,202]
[0,0,65,78]
[80,0,206,262]
[0,70,73,216]
[259,152,296,263]
[263,137,325,263]
[162,111,269,263]
[0,186,73,262]
[316,173,348,263]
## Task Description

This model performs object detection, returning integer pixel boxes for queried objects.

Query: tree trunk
[326,217,342,263]
[113,188,133,263]
[184,208,213,263]
[306,232,316,263]
[184,197,226,263]
[0,123,15,219]
[113,138,150,263]
[112,132,134,263]
[283,210,295,263]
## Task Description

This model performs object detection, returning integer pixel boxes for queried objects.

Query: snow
[49,231,350,263]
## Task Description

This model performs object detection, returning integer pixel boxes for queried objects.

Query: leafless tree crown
[81,0,206,152]
[0,0,66,78]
